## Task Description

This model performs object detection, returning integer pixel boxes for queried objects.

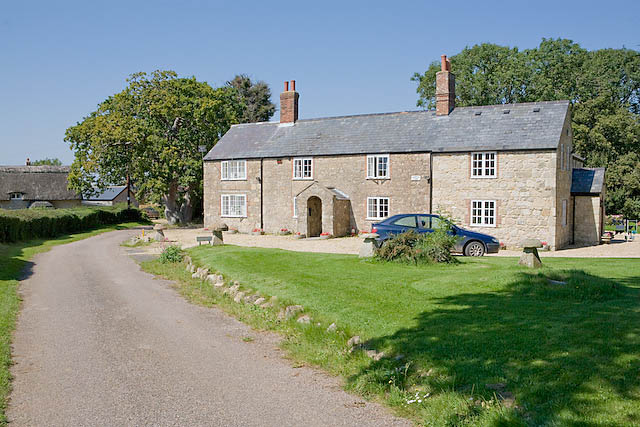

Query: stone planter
[277,230,292,236]
[293,234,306,239]
[251,230,264,236]
[319,234,332,240]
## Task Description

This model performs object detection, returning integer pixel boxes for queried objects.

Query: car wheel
[464,241,485,257]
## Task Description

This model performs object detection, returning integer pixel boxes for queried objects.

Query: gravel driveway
[9,230,410,426]
[161,227,640,258]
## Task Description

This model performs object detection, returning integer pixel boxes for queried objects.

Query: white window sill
[470,176,497,179]
[366,177,390,180]
[470,224,497,228]
[221,178,247,181]
[293,177,313,181]
[366,217,386,221]
[221,215,247,218]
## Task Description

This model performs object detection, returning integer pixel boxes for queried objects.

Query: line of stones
[182,254,386,361]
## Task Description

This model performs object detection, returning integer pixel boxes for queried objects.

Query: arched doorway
[307,196,322,237]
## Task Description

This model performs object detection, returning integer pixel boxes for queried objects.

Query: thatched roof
[0,166,81,201]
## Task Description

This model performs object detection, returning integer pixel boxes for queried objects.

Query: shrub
[0,205,145,243]
[375,228,458,265]
[159,245,184,264]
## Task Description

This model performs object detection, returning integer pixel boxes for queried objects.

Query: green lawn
[172,245,640,426]
[0,222,145,425]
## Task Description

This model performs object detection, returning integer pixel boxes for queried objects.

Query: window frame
[293,157,313,180]
[366,197,390,220]
[471,152,497,178]
[9,192,24,200]
[562,199,567,227]
[220,194,247,218]
[366,154,390,179]
[220,160,247,181]
[471,199,496,227]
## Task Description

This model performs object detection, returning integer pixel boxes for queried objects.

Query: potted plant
[319,232,332,240]
[277,228,291,236]
[293,232,306,239]
[251,228,264,236]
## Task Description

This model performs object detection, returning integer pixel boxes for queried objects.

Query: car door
[416,215,434,234]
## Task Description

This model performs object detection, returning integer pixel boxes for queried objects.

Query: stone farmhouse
[204,55,605,250]
[0,164,81,210]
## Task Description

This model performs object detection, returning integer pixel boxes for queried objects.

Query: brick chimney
[436,55,455,116]
[280,80,299,124]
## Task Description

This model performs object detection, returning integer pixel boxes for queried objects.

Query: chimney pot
[291,80,296,91]
[284,81,289,91]
[441,55,447,71]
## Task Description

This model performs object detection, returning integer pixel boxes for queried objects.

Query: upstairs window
[367,197,389,220]
[9,192,24,200]
[471,200,496,227]
[471,152,496,178]
[366,154,389,179]
[221,160,246,180]
[293,158,313,179]
[221,194,247,217]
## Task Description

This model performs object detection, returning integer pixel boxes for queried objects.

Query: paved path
[9,231,410,427]
[159,227,640,258]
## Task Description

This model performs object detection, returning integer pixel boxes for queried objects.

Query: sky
[1,0,638,165]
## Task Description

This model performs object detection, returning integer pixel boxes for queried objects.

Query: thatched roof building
[0,165,81,209]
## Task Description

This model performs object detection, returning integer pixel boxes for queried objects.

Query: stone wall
[203,159,262,233]
[574,196,602,245]
[555,112,574,248]
[431,150,559,249]
[204,153,431,234]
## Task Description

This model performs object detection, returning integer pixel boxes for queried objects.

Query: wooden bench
[196,236,212,245]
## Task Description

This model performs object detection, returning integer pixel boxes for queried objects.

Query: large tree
[412,39,640,216]
[227,74,276,123]
[65,71,243,224]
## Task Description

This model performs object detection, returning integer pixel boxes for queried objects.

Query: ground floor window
[471,200,496,227]
[221,194,247,217]
[562,199,567,226]
[367,197,389,219]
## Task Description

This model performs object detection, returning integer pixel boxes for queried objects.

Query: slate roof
[0,166,81,201]
[571,168,605,195]
[205,101,570,160]
[87,186,127,201]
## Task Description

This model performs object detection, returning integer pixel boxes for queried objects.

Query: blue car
[371,214,500,256]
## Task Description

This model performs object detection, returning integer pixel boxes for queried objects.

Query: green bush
[0,205,145,243]
[159,245,184,264]
[375,228,459,265]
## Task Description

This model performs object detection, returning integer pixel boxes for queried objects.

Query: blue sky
[1,0,638,165]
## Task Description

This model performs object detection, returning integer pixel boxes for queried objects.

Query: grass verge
[142,245,640,426]
[0,221,147,425]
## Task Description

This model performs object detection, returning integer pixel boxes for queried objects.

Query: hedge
[0,205,146,243]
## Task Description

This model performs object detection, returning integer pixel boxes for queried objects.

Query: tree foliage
[413,39,640,216]
[65,71,244,224]
[227,74,276,123]
[31,158,62,166]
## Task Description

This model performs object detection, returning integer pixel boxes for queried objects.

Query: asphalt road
[9,230,410,426]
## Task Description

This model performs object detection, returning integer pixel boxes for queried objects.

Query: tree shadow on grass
[349,270,640,426]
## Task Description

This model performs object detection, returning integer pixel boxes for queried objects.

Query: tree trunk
[162,181,183,225]
[162,182,194,225]
[179,190,194,224]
